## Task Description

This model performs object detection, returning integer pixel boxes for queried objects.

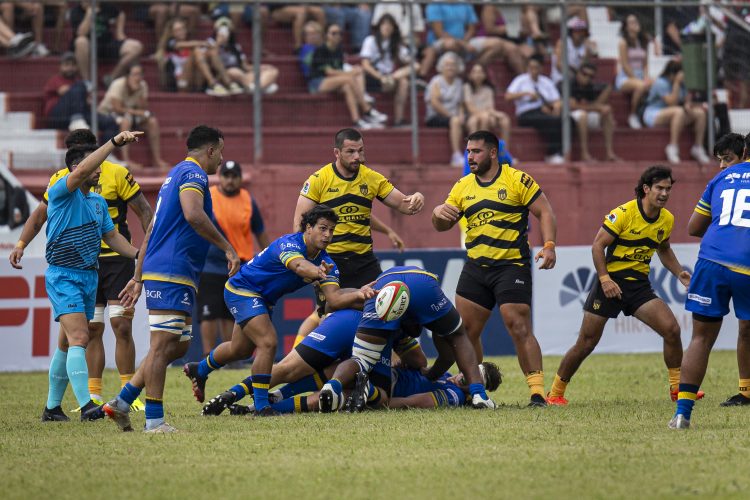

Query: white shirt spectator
[506,73,560,116]
[359,35,410,75]
[98,76,148,115]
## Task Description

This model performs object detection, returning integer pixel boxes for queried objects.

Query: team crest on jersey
[593,300,601,310]
[606,213,617,223]
[657,229,665,241]
[498,188,507,201]
[302,181,311,194]
[359,183,369,196]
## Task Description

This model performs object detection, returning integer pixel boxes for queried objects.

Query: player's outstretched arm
[388,393,439,409]
[128,192,154,233]
[431,203,460,232]
[591,228,622,299]
[687,211,711,238]
[102,230,139,260]
[382,188,424,215]
[66,131,142,192]
[529,193,557,269]
[9,202,48,269]
[371,214,404,251]
[322,283,377,311]
[657,240,691,289]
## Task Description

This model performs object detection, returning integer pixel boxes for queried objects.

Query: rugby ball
[375,281,410,322]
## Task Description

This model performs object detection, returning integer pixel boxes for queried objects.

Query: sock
[88,378,103,401]
[278,371,327,399]
[367,384,381,406]
[197,351,223,379]
[675,383,700,420]
[739,378,750,398]
[117,382,143,412]
[668,367,681,392]
[469,382,488,399]
[229,376,254,400]
[66,346,90,407]
[120,373,134,388]
[526,370,545,397]
[549,374,569,398]
[46,348,69,409]
[252,374,272,411]
[145,397,164,429]
[327,378,343,397]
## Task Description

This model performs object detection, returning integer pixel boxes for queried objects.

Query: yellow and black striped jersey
[601,198,674,280]
[44,161,141,257]
[446,164,540,267]
[300,162,394,257]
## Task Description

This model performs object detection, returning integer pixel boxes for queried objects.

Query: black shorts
[197,273,233,321]
[96,256,135,304]
[583,277,658,318]
[330,252,382,289]
[425,115,451,128]
[456,260,532,310]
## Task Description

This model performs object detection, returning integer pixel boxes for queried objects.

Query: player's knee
[663,322,681,343]
[74,36,88,49]
[506,317,531,340]
[68,329,90,347]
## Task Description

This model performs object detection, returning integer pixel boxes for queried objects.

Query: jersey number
[719,189,750,228]
[153,196,163,226]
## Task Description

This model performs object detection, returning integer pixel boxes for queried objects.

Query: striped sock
[367,384,381,405]
[46,348,68,409]
[229,376,254,399]
[66,346,90,407]
[252,374,272,411]
[197,351,223,379]
[675,383,700,420]
[278,371,327,399]
[271,395,309,414]
[145,397,164,429]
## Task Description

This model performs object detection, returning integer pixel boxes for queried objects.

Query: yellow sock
[526,370,545,397]
[739,379,750,398]
[120,373,134,388]
[549,374,568,398]
[88,378,103,399]
[293,333,306,348]
[668,367,681,391]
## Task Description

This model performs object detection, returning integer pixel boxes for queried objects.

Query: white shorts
[571,109,602,129]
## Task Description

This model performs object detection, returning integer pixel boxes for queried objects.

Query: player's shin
[46,348,69,410]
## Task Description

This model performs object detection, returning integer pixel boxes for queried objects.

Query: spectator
[0,1,49,56]
[617,14,653,130]
[98,63,169,170]
[421,2,521,79]
[425,52,465,167]
[566,62,620,162]
[643,60,710,165]
[0,16,34,58]
[70,1,143,83]
[477,5,528,72]
[309,23,387,130]
[463,63,512,149]
[210,2,269,31]
[506,54,564,164]
[360,13,415,127]
[324,4,372,53]
[0,174,29,229]
[268,4,326,55]
[43,52,119,138]
[208,16,279,94]
[299,20,323,81]
[371,0,425,39]
[156,17,232,96]
[723,7,750,108]
[148,2,201,39]
[662,2,700,56]
[551,17,598,84]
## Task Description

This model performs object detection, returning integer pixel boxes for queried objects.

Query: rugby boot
[130,397,146,412]
[344,371,370,413]
[254,406,281,417]
[668,414,690,429]
[471,394,496,409]
[202,391,238,416]
[102,398,134,432]
[546,393,569,406]
[720,393,750,407]
[41,405,70,422]
[183,362,207,403]
[528,393,548,408]
[228,404,253,415]
[144,422,178,433]
[80,400,105,421]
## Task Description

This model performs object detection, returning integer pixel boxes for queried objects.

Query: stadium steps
[0,92,65,170]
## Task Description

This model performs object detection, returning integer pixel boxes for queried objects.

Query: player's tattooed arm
[128,192,154,232]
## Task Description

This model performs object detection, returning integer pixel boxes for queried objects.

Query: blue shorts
[297,309,361,368]
[359,269,456,334]
[143,280,195,314]
[685,258,750,320]
[46,266,98,321]
[308,77,324,93]
[224,282,272,326]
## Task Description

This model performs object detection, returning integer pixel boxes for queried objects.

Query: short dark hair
[714,133,745,159]
[64,129,97,149]
[186,125,223,151]
[481,361,502,392]
[466,130,499,152]
[635,165,674,199]
[580,61,597,73]
[65,144,98,169]
[334,128,363,149]
[661,60,682,78]
[529,53,545,66]
[299,204,338,232]
[744,132,750,159]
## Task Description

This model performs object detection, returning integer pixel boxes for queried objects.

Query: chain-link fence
[0,0,747,169]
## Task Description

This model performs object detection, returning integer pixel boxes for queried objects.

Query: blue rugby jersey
[226,232,339,305]
[391,368,464,405]
[45,174,114,269]
[142,158,212,289]
[694,162,750,274]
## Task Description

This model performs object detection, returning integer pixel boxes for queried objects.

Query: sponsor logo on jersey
[606,213,617,223]
[309,332,326,341]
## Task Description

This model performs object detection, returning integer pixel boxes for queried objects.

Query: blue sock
[197,351,223,379]
[675,383,700,420]
[116,382,143,412]
[271,396,309,414]
[469,383,488,399]
[66,346,89,407]
[328,378,343,397]
[46,348,69,409]
[278,371,326,399]
[229,376,254,400]
[145,397,164,429]
[252,374,272,411]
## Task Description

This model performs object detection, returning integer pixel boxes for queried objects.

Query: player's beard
[470,157,492,176]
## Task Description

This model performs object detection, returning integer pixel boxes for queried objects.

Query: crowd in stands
[3,1,750,168]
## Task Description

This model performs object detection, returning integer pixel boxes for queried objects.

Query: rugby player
[432,130,557,407]
[103,125,241,433]
[547,165,694,405]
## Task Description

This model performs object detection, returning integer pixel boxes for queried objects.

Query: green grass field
[2,351,749,500]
